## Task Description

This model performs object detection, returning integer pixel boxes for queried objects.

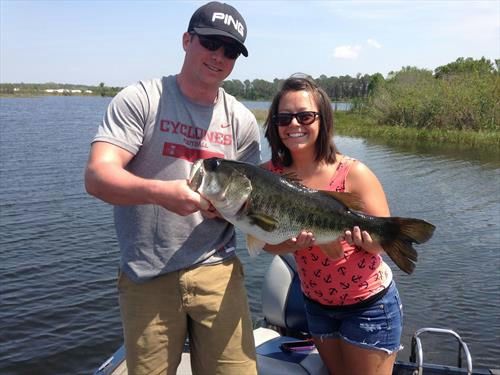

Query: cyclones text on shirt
[160,118,232,162]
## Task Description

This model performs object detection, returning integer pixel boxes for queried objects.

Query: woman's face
[277,90,320,156]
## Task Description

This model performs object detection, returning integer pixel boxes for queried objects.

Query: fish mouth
[188,159,205,191]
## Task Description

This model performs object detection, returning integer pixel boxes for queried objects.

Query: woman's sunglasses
[273,111,320,127]
[193,33,241,60]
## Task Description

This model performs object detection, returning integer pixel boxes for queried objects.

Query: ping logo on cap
[212,12,245,37]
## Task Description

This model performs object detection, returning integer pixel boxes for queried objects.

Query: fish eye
[205,157,221,171]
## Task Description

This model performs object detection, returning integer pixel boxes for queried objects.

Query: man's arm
[84,141,209,216]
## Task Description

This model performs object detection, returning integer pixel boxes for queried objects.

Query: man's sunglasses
[273,111,320,127]
[193,33,241,60]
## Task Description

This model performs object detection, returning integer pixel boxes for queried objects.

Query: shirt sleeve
[92,82,150,155]
[235,105,261,165]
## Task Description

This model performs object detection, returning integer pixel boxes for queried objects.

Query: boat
[94,254,499,375]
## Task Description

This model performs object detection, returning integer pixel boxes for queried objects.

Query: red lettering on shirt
[159,118,232,146]
[162,142,224,162]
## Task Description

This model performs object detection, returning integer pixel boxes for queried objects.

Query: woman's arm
[343,161,390,254]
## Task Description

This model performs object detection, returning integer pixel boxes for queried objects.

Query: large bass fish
[188,157,435,274]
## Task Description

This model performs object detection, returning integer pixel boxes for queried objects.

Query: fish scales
[189,157,436,274]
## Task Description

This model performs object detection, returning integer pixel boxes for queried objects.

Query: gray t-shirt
[93,75,261,282]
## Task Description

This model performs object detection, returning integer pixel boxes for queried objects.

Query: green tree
[366,65,499,131]
[99,82,106,97]
[434,57,496,78]
[368,73,384,96]
[222,79,245,98]
[251,79,275,100]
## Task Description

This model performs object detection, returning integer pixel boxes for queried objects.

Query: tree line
[1,57,498,133]
[222,57,499,103]
[222,74,373,101]
[222,57,498,133]
[0,82,121,97]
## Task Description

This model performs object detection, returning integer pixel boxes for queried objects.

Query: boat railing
[409,327,473,375]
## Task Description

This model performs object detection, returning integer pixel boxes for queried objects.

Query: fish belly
[228,215,344,245]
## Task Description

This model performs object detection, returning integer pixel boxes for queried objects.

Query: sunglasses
[193,33,241,60]
[273,111,320,127]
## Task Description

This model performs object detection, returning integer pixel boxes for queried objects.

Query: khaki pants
[118,257,257,375]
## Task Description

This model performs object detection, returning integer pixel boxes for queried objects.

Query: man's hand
[154,179,210,216]
[200,203,223,219]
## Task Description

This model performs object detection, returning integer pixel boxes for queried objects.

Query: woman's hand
[263,230,315,254]
[286,230,316,250]
[344,226,384,254]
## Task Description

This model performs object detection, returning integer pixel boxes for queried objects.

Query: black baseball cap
[188,1,248,57]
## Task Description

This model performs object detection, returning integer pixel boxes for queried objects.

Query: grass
[252,109,268,124]
[334,112,500,148]
[252,110,500,149]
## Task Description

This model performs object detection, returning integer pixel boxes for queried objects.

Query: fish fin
[394,217,436,244]
[248,212,279,232]
[281,172,302,184]
[382,239,418,274]
[381,217,436,274]
[246,235,265,257]
[280,172,302,182]
[320,191,365,212]
[237,199,278,232]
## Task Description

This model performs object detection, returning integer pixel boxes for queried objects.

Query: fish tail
[381,217,436,274]
[382,238,418,274]
[393,217,436,244]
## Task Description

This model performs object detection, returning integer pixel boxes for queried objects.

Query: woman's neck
[290,154,325,177]
[289,146,313,165]
[289,152,341,181]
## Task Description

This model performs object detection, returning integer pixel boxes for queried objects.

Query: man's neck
[176,74,219,106]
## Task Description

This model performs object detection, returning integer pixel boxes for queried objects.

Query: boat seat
[260,254,309,335]
[257,255,328,374]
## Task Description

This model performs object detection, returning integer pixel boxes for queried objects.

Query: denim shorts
[304,281,403,354]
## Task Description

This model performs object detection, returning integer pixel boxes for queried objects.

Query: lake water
[0,96,499,374]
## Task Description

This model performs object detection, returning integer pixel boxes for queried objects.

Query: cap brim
[193,27,248,57]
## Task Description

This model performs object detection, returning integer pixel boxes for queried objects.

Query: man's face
[183,32,238,86]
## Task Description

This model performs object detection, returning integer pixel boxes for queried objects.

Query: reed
[366,69,499,132]
[333,112,500,148]
[253,109,268,124]
[252,110,500,149]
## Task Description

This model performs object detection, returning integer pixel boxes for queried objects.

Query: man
[85,2,260,374]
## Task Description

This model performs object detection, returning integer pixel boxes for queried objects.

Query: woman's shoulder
[345,158,384,195]
[346,158,375,179]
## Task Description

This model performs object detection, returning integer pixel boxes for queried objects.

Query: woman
[262,75,402,375]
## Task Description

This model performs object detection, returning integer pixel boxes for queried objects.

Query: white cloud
[367,38,382,49]
[334,45,362,59]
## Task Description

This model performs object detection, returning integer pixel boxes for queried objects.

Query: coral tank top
[265,157,393,306]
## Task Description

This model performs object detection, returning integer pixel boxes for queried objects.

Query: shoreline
[251,110,500,150]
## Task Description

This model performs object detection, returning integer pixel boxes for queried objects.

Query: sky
[1,0,499,87]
